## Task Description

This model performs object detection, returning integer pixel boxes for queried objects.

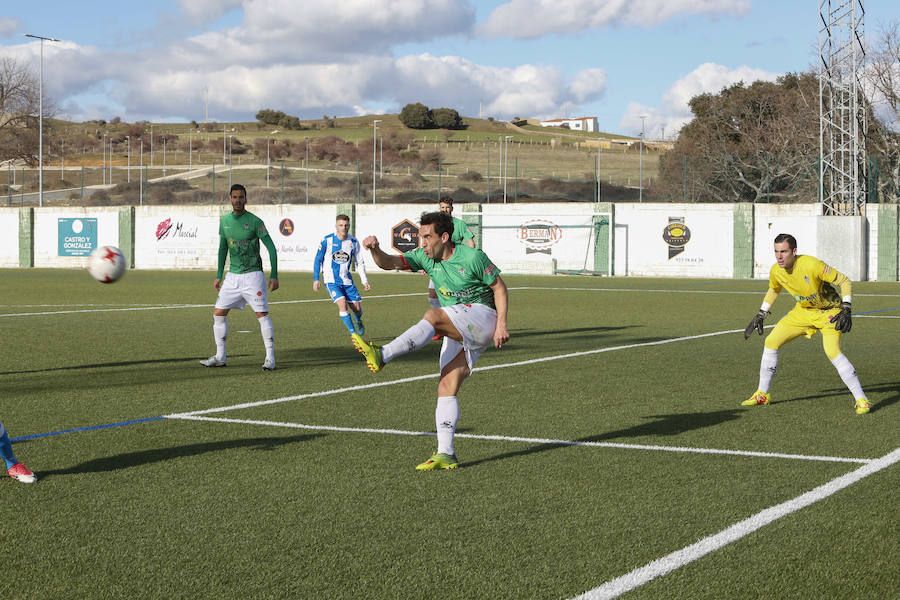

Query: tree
[0,57,46,165]
[399,102,433,129]
[431,107,463,129]
[866,21,900,203]
[658,73,820,203]
[256,109,286,126]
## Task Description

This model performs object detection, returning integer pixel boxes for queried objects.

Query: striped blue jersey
[313,233,368,285]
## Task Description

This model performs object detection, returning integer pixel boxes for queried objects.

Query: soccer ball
[87,245,127,284]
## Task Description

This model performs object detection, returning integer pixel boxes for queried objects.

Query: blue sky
[2,1,897,137]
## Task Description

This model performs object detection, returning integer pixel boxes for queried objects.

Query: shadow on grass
[508,325,639,340]
[466,409,745,469]
[0,355,251,376]
[780,380,900,413]
[38,434,324,480]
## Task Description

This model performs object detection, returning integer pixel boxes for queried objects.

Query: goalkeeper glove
[744,310,767,340]
[830,301,852,333]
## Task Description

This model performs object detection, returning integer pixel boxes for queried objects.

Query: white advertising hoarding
[135,206,221,270]
[0,209,19,267]
[752,204,820,278]
[254,205,336,272]
[33,208,120,268]
[614,203,735,277]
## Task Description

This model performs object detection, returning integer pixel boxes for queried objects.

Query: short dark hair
[230,184,247,196]
[336,214,350,222]
[439,196,454,206]
[420,211,454,239]
[774,233,797,250]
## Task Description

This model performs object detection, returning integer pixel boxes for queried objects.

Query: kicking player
[313,214,370,336]
[426,197,476,340]
[743,233,870,414]
[353,211,509,470]
[201,184,279,371]
[1,420,36,483]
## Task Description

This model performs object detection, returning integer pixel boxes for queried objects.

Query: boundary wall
[1,203,897,281]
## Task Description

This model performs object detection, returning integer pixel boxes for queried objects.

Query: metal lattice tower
[819,0,867,215]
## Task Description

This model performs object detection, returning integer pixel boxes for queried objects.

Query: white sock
[258,315,275,361]
[213,315,228,361]
[428,296,441,309]
[830,354,866,399]
[758,347,778,393]
[381,319,435,364]
[435,396,460,456]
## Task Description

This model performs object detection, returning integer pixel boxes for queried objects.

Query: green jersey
[404,243,500,309]
[217,210,278,278]
[451,216,475,245]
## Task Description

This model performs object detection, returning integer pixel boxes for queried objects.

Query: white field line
[168,327,748,417]
[571,448,900,600]
[163,414,871,465]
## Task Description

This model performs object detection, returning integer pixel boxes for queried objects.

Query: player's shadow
[37,434,323,480]
[780,381,900,413]
[509,325,638,339]
[284,344,439,368]
[0,355,252,376]
[466,409,745,468]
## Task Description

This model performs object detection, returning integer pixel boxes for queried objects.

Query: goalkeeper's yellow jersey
[768,255,850,310]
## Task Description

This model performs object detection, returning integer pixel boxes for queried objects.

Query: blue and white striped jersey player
[352,211,510,471]
[313,214,370,336]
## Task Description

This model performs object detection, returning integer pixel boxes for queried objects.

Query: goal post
[459,208,614,276]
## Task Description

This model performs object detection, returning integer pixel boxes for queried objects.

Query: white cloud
[620,62,780,139]
[175,0,244,25]
[480,0,750,39]
[0,17,20,38]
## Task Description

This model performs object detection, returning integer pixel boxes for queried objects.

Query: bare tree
[0,56,51,166]
[866,22,900,202]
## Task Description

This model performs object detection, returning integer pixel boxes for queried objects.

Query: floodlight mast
[24,34,60,208]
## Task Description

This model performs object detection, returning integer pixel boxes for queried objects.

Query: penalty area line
[162,414,871,465]
[571,448,900,600]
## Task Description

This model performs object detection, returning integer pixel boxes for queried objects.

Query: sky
[1,0,898,138]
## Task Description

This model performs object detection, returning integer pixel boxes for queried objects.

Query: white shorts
[215,271,269,312]
[439,303,497,371]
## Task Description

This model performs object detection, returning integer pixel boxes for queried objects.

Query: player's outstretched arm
[362,235,407,270]
[490,276,510,348]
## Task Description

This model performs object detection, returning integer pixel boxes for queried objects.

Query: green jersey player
[200,184,279,371]
[353,211,509,471]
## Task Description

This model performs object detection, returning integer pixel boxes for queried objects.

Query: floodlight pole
[139,136,143,206]
[503,135,513,203]
[639,115,647,202]
[372,119,381,203]
[266,137,270,188]
[24,34,59,207]
[305,137,310,204]
[102,133,107,185]
[189,128,192,171]
[163,136,167,177]
[125,136,130,183]
[150,124,153,167]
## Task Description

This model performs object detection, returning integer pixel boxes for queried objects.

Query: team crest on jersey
[243,223,250,230]
[458,267,466,275]
[332,250,350,263]
[804,276,810,284]
[663,218,691,259]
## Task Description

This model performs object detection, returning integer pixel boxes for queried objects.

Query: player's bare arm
[490,276,510,348]
[362,236,407,270]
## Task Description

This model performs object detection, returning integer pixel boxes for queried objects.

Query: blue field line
[10,416,165,443]
[855,307,900,315]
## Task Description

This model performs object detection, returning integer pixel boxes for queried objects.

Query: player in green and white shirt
[201,184,279,371]
[354,211,509,471]
[426,197,476,324]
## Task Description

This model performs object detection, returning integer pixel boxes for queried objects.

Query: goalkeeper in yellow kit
[743,233,870,414]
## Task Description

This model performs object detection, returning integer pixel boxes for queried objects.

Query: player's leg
[202,274,239,367]
[416,348,468,471]
[742,316,807,406]
[348,300,364,335]
[243,271,275,370]
[352,308,457,373]
[821,328,869,414]
[1,420,36,483]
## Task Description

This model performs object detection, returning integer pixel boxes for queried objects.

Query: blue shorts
[325,283,362,303]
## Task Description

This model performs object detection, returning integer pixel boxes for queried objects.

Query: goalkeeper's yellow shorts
[765,305,843,359]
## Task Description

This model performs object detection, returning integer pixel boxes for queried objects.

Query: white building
[539,116,599,132]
